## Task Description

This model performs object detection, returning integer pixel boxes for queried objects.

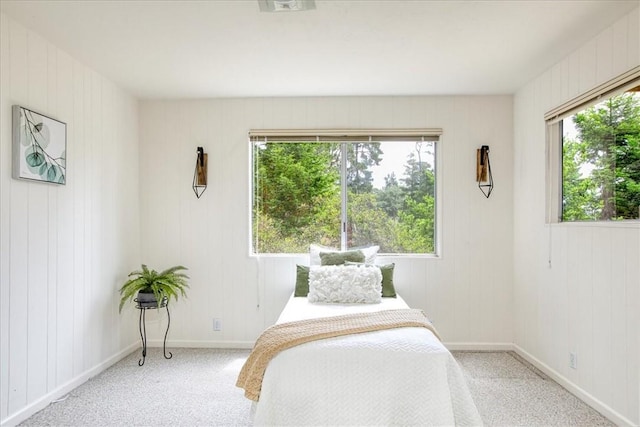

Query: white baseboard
[148,339,254,349]
[155,341,512,352]
[513,344,637,427]
[444,342,513,351]
[0,342,138,427]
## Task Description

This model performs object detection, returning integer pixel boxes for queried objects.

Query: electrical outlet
[569,352,577,369]
[213,318,222,331]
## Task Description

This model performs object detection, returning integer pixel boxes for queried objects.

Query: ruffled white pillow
[309,244,379,265]
[308,265,382,304]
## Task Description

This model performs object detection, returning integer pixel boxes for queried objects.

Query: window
[546,67,640,222]
[250,129,441,254]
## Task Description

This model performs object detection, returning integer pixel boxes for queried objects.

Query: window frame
[249,129,443,256]
[545,66,640,224]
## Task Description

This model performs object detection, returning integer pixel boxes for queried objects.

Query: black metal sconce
[476,145,493,198]
[193,146,207,199]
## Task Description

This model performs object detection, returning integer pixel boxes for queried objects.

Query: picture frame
[12,105,67,185]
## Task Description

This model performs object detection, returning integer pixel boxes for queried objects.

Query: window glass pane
[253,142,341,253]
[347,141,436,253]
[252,138,438,254]
[562,89,640,221]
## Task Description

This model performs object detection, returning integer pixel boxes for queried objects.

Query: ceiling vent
[258,0,316,12]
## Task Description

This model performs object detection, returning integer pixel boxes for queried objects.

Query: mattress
[276,293,412,324]
[251,294,482,426]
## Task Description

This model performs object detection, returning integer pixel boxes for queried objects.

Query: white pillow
[308,265,382,304]
[359,245,380,264]
[309,244,379,265]
[309,243,338,266]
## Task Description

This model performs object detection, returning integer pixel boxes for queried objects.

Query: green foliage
[401,144,435,200]
[254,142,342,252]
[562,139,600,220]
[563,92,640,220]
[376,173,404,218]
[346,143,382,193]
[397,195,435,253]
[347,192,401,252]
[255,143,339,230]
[118,265,189,312]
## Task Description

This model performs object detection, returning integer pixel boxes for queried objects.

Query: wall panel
[25,28,50,405]
[0,13,141,425]
[0,11,10,423]
[138,94,514,348]
[7,20,30,418]
[513,7,640,426]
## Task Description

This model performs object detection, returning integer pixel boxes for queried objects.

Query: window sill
[250,253,442,259]
[548,220,640,229]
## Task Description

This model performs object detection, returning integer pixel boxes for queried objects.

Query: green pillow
[345,262,396,298]
[294,265,310,297]
[320,250,365,266]
[379,263,396,298]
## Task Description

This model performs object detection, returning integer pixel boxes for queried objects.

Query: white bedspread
[252,295,482,426]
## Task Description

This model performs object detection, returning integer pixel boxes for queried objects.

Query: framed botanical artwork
[12,105,67,185]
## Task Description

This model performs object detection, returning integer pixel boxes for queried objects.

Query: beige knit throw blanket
[236,308,440,401]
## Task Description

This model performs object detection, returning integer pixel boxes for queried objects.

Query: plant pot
[136,291,167,308]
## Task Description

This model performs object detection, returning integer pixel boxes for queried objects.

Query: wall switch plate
[569,352,577,369]
[213,318,222,331]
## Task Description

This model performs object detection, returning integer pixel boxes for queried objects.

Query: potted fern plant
[119,264,189,312]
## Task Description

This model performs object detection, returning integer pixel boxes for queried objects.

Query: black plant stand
[135,297,172,366]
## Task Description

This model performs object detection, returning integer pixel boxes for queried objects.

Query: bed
[240,293,483,426]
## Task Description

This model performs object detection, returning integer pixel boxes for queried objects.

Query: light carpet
[454,352,613,426]
[20,348,612,426]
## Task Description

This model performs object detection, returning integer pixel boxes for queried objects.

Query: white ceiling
[1,0,638,99]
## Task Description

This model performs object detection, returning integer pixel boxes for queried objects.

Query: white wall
[139,95,514,349]
[513,7,640,426]
[0,13,141,426]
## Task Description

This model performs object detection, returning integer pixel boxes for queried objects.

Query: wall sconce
[192,146,207,199]
[476,145,493,198]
